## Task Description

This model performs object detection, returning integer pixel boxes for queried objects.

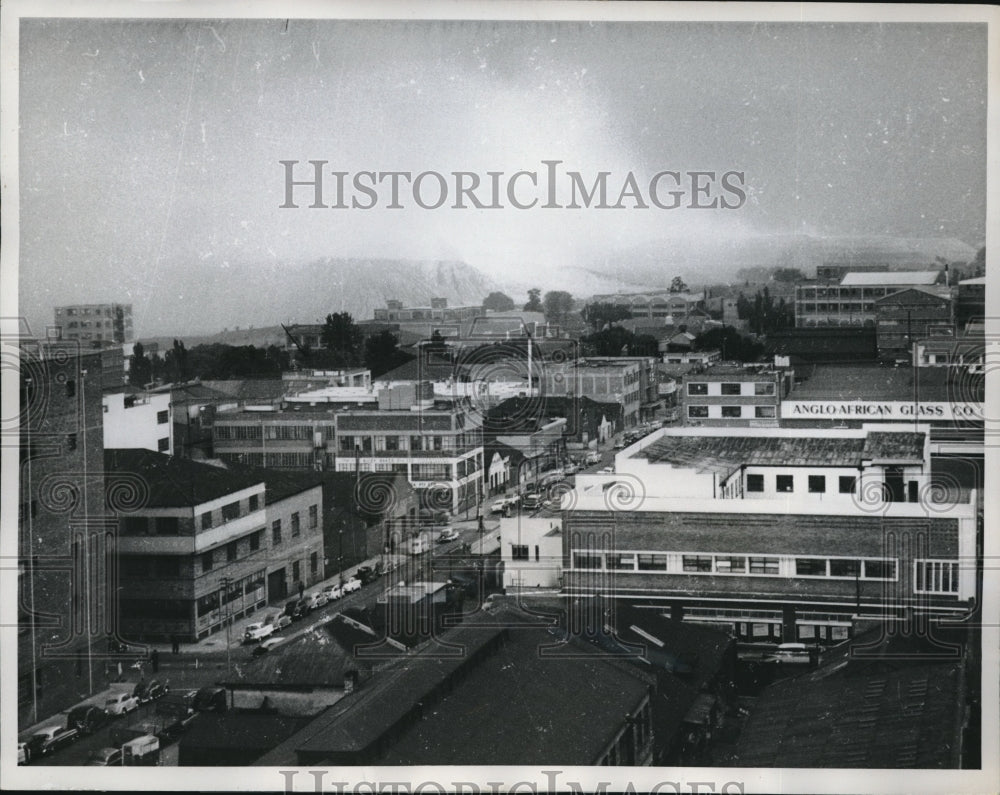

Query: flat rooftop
[791,364,983,402]
[839,270,940,286]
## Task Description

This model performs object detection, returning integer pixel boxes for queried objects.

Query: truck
[122,734,161,766]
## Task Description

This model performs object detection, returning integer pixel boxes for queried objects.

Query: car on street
[288,598,311,620]
[490,498,509,514]
[25,725,79,758]
[87,746,124,766]
[598,466,616,474]
[67,704,111,736]
[312,590,330,608]
[322,583,344,601]
[342,576,363,594]
[563,463,580,475]
[243,621,275,643]
[194,686,228,712]
[104,691,140,717]
[133,679,169,704]
[436,527,460,543]
[521,492,543,511]
[252,636,285,657]
[264,612,292,631]
[300,592,323,612]
[585,451,601,465]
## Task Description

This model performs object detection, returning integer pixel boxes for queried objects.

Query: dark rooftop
[105,449,264,508]
[791,364,983,402]
[216,462,326,505]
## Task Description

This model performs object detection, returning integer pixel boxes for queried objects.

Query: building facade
[102,391,174,455]
[681,366,791,427]
[53,303,134,344]
[214,408,339,470]
[544,357,659,428]
[794,271,946,328]
[874,288,953,363]
[499,515,563,589]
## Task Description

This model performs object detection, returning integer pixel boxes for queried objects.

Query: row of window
[200,529,266,573]
[570,550,901,581]
[688,405,776,419]
[216,424,324,442]
[797,287,894,299]
[196,569,267,616]
[746,473,855,494]
[687,382,775,396]
[64,320,114,329]
[338,433,478,453]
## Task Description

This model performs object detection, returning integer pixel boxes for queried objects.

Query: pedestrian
[298,582,305,600]
[151,648,160,673]
[170,634,179,654]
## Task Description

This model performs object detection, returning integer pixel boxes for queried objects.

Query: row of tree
[482,289,575,326]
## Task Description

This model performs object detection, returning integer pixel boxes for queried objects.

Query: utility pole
[220,576,232,680]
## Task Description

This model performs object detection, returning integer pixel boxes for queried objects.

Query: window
[339,435,355,452]
[749,556,779,575]
[746,474,764,492]
[155,517,179,535]
[512,545,529,560]
[682,555,713,572]
[221,502,240,521]
[830,559,860,577]
[839,476,856,494]
[721,383,741,396]
[715,555,746,573]
[535,546,540,562]
[292,561,300,582]
[201,551,214,573]
[310,552,318,575]
[915,560,959,594]
[291,512,301,537]
[249,494,260,512]
[776,475,794,493]
[201,512,213,530]
[808,476,826,493]
[158,437,170,452]
[863,559,896,580]
[721,406,742,418]
[385,435,400,451]
[250,532,261,552]
[272,519,282,545]
[755,406,776,419]
[227,542,238,562]
[796,558,827,576]
[573,553,602,569]
[637,554,667,571]
[308,505,318,529]
[687,383,708,396]
[157,410,168,424]
[606,554,635,570]
[688,406,709,419]
[754,382,775,396]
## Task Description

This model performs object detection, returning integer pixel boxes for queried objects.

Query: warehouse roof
[840,271,940,286]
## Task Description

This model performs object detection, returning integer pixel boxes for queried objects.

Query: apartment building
[53,302,134,344]
[544,356,660,428]
[794,271,946,328]
[681,365,792,427]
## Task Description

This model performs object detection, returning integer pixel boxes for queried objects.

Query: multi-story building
[913,325,984,375]
[105,449,325,641]
[590,291,706,322]
[561,424,977,643]
[874,288,953,363]
[213,408,340,470]
[955,276,985,329]
[681,365,792,427]
[53,302,133,345]
[499,514,563,589]
[544,356,659,428]
[794,271,946,328]
[332,396,485,513]
[102,391,174,455]
[17,345,111,727]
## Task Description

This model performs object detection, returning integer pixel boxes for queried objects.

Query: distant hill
[140,258,500,337]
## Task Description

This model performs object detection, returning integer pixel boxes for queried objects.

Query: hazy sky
[16,17,988,336]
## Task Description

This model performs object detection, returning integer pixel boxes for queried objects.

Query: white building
[499,515,563,590]
[102,391,173,455]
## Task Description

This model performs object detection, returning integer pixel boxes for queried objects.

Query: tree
[523,288,543,312]
[694,327,764,362]
[580,302,632,332]
[320,312,364,367]
[581,326,636,357]
[669,276,688,293]
[163,339,190,383]
[129,341,152,387]
[482,291,516,312]
[542,291,574,325]
[364,330,414,377]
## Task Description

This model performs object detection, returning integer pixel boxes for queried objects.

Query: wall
[103,391,173,455]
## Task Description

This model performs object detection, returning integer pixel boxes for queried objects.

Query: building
[955,276,985,329]
[544,356,660,429]
[764,327,877,363]
[102,391,174,455]
[662,350,721,366]
[254,610,656,767]
[371,298,484,338]
[561,424,977,644]
[681,365,792,427]
[105,449,325,641]
[913,324,984,374]
[499,514,563,589]
[874,288,953,363]
[590,291,706,322]
[794,271,946,328]
[213,408,341,470]
[17,346,112,727]
[53,302,134,344]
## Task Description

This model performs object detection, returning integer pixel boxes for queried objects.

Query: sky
[14,15,989,337]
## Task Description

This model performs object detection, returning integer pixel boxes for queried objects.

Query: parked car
[133,678,168,704]
[87,746,124,766]
[563,463,580,475]
[300,593,323,612]
[67,704,111,735]
[585,451,602,465]
[436,527,460,543]
[252,636,285,657]
[25,725,78,758]
[357,565,380,585]
[282,599,299,620]
[263,612,292,631]
[18,742,29,765]
[598,466,615,474]
[243,620,275,644]
[194,686,227,712]
[286,598,310,620]
[342,576,362,594]
[312,590,330,608]
[104,691,140,717]
[322,583,344,601]
[521,492,542,511]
